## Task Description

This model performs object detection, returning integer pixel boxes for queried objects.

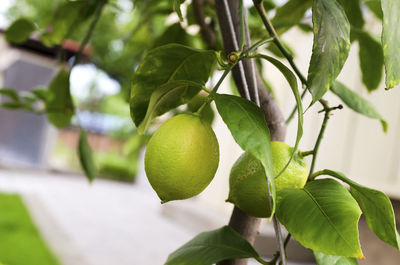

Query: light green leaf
[137,80,203,134]
[130,44,216,126]
[251,54,303,177]
[277,179,363,258]
[45,69,74,128]
[307,0,351,104]
[214,94,275,217]
[353,30,384,92]
[1,101,32,111]
[313,251,358,265]
[78,130,96,182]
[337,0,364,29]
[321,169,400,250]
[364,0,383,20]
[272,0,312,34]
[0,88,19,101]
[165,226,260,265]
[5,18,35,44]
[381,0,400,89]
[331,81,387,132]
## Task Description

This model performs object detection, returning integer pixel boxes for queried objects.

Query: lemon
[227,141,308,217]
[144,113,219,202]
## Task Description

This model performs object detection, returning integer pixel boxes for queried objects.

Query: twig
[192,0,217,48]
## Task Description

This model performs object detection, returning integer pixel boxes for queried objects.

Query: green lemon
[144,113,219,202]
[227,141,308,217]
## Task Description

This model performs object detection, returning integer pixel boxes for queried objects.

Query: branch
[192,0,217,48]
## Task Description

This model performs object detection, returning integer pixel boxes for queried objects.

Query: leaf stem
[299,150,314,157]
[255,256,272,265]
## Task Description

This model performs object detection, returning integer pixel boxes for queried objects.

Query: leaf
[337,0,364,29]
[5,18,35,44]
[277,179,363,258]
[172,0,185,22]
[321,169,400,250]
[130,44,216,126]
[331,81,387,132]
[252,54,303,177]
[32,88,50,101]
[307,0,351,104]
[137,80,203,134]
[381,0,400,89]
[165,226,260,265]
[353,30,384,92]
[214,94,275,217]
[313,251,358,265]
[1,101,32,111]
[0,88,19,101]
[364,1,383,20]
[272,0,312,34]
[78,130,96,182]
[45,69,74,128]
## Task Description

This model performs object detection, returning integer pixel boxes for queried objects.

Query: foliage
[0,193,60,265]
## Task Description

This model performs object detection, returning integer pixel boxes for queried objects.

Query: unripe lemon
[227,141,308,217]
[144,113,219,203]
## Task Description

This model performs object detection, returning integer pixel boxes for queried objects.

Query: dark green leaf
[1,101,32,111]
[331,81,387,132]
[137,80,203,134]
[272,0,312,34]
[277,179,363,258]
[45,69,74,128]
[5,18,35,44]
[78,130,96,182]
[381,0,400,88]
[0,88,19,101]
[364,1,383,19]
[214,94,274,217]
[252,54,303,177]
[32,88,50,101]
[130,44,216,126]
[353,30,384,91]
[172,0,185,22]
[321,169,400,250]
[307,0,351,104]
[165,226,260,265]
[313,251,358,265]
[337,0,364,29]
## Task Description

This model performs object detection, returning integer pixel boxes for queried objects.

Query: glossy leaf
[78,130,96,182]
[252,54,303,177]
[331,81,387,132]
[214,94,275,216]
[272,0,312,34]
[277,179,363,258]
[321,169,400,250]
[313,251,358,265]
[5,18,35,44]
[0,88,19,101]
[307,0,350,104]
[137,80,203,134]
[45,69,74,128]
[354,30,384,92]
[165,226,260,265]
[381,0,400,88]
[130,44,216,126]
[337,0,364,29]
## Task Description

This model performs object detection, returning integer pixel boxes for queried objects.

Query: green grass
[0,193,61,265]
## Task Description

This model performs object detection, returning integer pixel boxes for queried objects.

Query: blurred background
[0,0,399,264]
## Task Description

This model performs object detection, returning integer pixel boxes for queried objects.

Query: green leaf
[331,81,387,132]
[364,1,383,20]
[172,0,185,22]
[251,54,303,177]
[78,130,96,182]
[1,101,32,111]
[277,179,363,258]
[214,94,274,217]
[337,0,364,29]
[313,251,358,265]
[45,69,74,128]
[272,0,312,34]
[165,226,260,265]
[32,88,50,102]
[321,169,400,250]
[381,0,400,89]
[5,18,35,44]
[130,44,216,126]
[307,0,351,104]
[353,30,384,91]
[137,80,203,134]
[0,88,19,101]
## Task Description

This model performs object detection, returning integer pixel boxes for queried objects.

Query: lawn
[0,193,61,265]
